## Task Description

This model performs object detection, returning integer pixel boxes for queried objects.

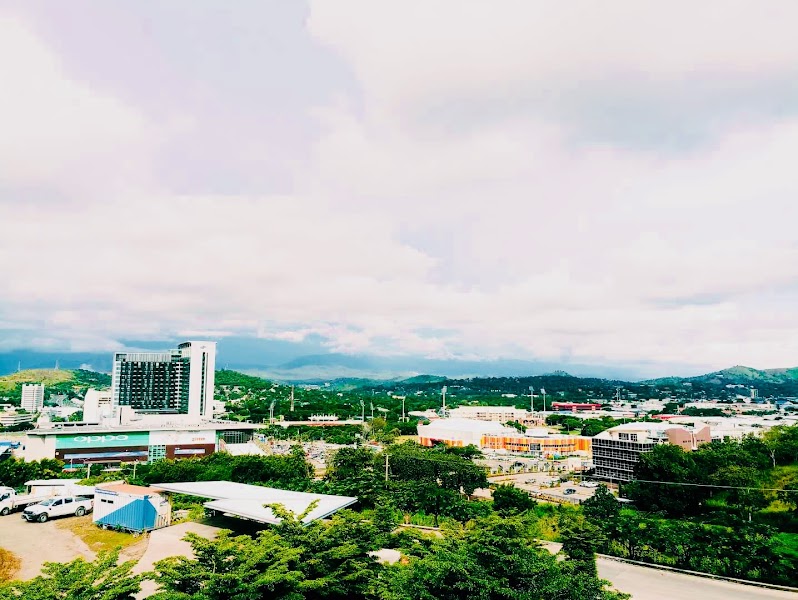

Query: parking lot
[490,472,602,504]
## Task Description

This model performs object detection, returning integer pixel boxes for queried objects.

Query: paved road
[538,541,796,600]
[598,557,796,600]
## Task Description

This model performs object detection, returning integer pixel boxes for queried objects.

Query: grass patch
[0,548,20,582]
[55,516,143,553]
[393,435,419,444]
[773,532,798,560]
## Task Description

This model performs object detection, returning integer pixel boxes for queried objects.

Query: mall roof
[26,419,260,436]
[150,481,357,525]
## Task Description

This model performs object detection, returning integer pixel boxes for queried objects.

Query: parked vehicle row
[0,479,95,522]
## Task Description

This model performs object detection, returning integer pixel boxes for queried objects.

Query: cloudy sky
[2,1,798,377]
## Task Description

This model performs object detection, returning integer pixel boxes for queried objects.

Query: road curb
[596,553,798,593]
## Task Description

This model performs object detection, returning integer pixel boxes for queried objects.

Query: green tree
[0,551,141,600]
[324,447,383,506]
[382,514,627,600]
[627,444,708,516]
[559,514,605,577]
[491,484,536,515]
[151,530,302,600]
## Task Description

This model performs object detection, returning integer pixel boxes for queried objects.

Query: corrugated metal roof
[150,481,357,524]
[99,484,154,496]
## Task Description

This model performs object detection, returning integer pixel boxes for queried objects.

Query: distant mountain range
[645,365,798,386]
[1,343,796,388]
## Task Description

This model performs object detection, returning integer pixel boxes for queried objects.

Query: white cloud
[0,17,157,194]
[2,4,798,375]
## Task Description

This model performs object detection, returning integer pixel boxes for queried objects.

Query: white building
[0,409,36,428]
[418,418,512,447]
[83,389,114,423]
[21,384,45,413]
[447,405,533,423]
[112,340,216,420]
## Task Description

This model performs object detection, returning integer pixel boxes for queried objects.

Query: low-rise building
[551,402,602,412]
[418,418,589,457]
[24,418,260,466]
[0,409,36,428]
[447,405,537,424]
[592,422,711,482]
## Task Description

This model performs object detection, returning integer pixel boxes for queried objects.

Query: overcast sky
[2,1,798,376]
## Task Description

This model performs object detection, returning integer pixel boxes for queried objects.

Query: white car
[579,481,599,488]
[22,496,93,523]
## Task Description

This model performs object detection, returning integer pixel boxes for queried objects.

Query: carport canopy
[150,481,357,524]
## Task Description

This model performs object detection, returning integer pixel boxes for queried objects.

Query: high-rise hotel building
[111,341,216,419]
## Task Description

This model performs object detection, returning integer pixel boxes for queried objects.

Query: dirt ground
[0,513,94,580]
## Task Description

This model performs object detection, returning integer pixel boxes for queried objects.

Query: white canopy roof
[150,481,357,524]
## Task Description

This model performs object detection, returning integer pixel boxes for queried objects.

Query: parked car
[579,481,599,488]
[22,496,93,523]
[563,488,577,495]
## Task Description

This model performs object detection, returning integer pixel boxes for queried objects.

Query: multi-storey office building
[592,422,711,482]
[21,383,45,413]
[112,341,216,419]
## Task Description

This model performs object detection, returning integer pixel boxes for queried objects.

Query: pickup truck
[0,487,47,516]
[22,496,94,523]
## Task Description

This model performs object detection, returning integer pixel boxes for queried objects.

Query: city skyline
[2,2,798,376]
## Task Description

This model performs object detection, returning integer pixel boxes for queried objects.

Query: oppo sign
[72,435,129,443]
[55,431,150,449]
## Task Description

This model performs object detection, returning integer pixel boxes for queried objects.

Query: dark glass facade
[592,437,656,481]
[115,351,190,413]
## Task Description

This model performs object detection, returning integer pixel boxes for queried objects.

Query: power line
[630,478,798,493]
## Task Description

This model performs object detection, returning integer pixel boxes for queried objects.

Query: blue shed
[93,484,171,533]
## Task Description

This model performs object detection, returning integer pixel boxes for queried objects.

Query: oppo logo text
[71,435,130,443]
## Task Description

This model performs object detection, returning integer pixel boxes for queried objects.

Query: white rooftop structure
[418,418,517,447]
[447,405,532,422]
[150,481,357,524]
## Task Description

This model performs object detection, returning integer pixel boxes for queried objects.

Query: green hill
[0,369,111,404]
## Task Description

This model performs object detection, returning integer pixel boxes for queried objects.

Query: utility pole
[370,402,375,420]
[360,399,365,422]
[541,388,547,413]
[401,396,407,422]
[529,386,534,412]
[132,461,137,480]
[384,453,389,483]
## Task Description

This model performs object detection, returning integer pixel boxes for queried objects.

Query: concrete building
[112,341,216,419]
[481,428,591,457]
[418,418,507,448]
[418,418,589,457]
[592,422,711,482]
[21,384,45,413]
[551,402,602,412]
[83,389,114,423]
[669,416,772,441]
[0,409,36,428]
[447,405,536,423]
[23,418,259,466]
